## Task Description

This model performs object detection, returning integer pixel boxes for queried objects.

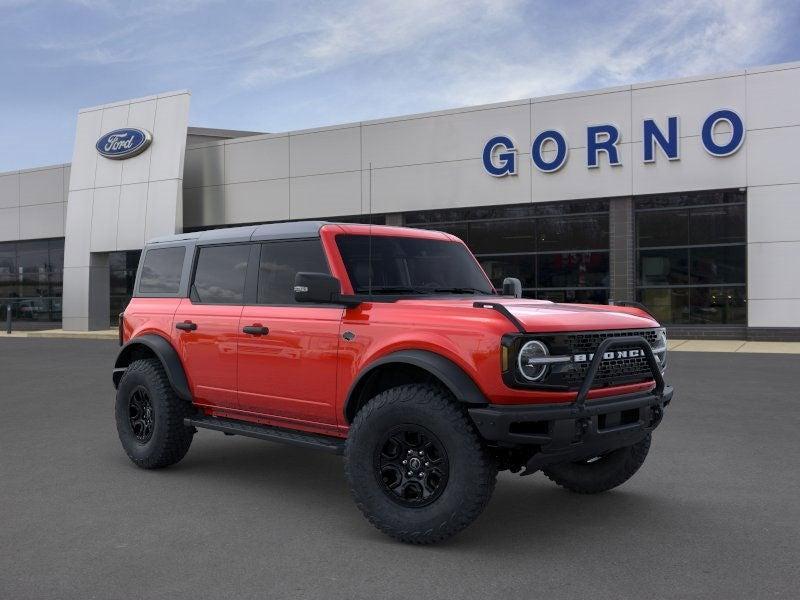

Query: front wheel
[542,434,652,494]
[344,384,497,544]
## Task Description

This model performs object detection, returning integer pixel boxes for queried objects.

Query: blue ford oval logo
[96,128,152,160]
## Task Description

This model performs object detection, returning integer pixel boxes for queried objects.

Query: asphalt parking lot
[1,338,798,599]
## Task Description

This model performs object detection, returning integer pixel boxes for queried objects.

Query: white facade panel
[63,189,93,268]
[747,184,800,243]
[225,178,290,224]
[19,167,64,206]
[90,186,121,251]
[746,68,800,130]
[225,136,289,183]
[748,299,800,327]
[148,93,190,182]
[632,139,747,195]
[121,99,157,185]
[94,104,128,189]
[371,158,531,214]
[748,241,800,300]
[145,179,183,240]
[20,202,64,239]
[290,171,361,219]
[61,266,90,320]
[746,126,800,187]
[532,144,632,202]
[0,207,19,240]
[184,185,225,229]
[69,109,104,192]
[534,89,631,147]
[362,103,530,168]
[185,144,224,189]
[631,75,746,141]
[290,126,360,177]
[116,183,148,250]
[0,173,19,209]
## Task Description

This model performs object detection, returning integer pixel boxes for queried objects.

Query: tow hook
[574,418,589,441]
[650,406,663,426]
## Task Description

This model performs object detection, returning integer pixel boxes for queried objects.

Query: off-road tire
[542,434,651,494]
[115,358,194,469]
[345,384,497,544]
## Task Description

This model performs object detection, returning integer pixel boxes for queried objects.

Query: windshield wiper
[359,286,428,295]
[431,287,493,295]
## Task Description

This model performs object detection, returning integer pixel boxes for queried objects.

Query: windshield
[336,234,495,296]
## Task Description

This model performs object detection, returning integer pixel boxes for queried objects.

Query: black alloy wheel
[128,386,154,443]
[375,424,449,507]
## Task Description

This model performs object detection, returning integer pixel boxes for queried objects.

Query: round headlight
[655,327,668,371]
[517,340,550,382]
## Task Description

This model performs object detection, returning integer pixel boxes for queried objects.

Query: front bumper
[469,386,672,473]
[469,334,673,474]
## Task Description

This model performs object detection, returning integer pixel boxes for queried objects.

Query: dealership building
[0,60,798,338]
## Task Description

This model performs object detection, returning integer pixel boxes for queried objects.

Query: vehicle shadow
[158,434,683,552]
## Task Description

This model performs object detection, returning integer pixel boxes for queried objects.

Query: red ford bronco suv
[114,221,672,544]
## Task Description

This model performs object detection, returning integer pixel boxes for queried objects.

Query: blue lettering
[531,130,568,173]
[702,109,745,157]
[587,124,621,168]
[482,135,517,176]
[643,116,679,162]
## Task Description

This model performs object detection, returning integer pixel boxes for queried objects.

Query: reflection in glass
[538,252,609,288]
[479,256,535,288]
[639,249,689,286]
[690,286,746,324]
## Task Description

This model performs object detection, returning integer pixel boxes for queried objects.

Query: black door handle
[175,321,197,331]
[242,325,269,336]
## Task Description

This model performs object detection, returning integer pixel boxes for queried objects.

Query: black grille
[518,329,660,390]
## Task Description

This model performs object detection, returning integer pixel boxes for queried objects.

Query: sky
[0,0,798,171]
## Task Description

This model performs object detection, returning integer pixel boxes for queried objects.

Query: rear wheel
[542,434,651,494]
[115,358,194,469]
[345,384,496,544]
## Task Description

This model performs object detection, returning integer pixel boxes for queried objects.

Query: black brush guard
[468,336,673,475]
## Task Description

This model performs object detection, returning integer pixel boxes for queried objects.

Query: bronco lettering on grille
[573,348,644,363]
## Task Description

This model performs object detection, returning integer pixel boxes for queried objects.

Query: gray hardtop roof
[146,221,331,247]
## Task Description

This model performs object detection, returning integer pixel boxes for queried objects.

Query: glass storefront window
[538,252,609,288]
[478,255,535,288]
[635,189,746,325]
[537,215,608,251]
[468,220,535,254]
[109,250,142,325]
[0,238,64,324]
[405,201,611,303]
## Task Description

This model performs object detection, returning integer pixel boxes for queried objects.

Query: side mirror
[294,272,342,304]
[502,277,522,298]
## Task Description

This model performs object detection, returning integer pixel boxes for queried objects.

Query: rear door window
[138,246,185,294]
[192,244,251,304]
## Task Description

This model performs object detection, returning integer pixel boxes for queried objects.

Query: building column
[62,253,110,331]
[609,197,634,303]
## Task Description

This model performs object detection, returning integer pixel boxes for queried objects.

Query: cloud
[425,0,784,106]
[235,0,516,88]
[0,0,794,170]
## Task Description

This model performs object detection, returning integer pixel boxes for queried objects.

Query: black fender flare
[113,334,192,402]
[344,349,488,423]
